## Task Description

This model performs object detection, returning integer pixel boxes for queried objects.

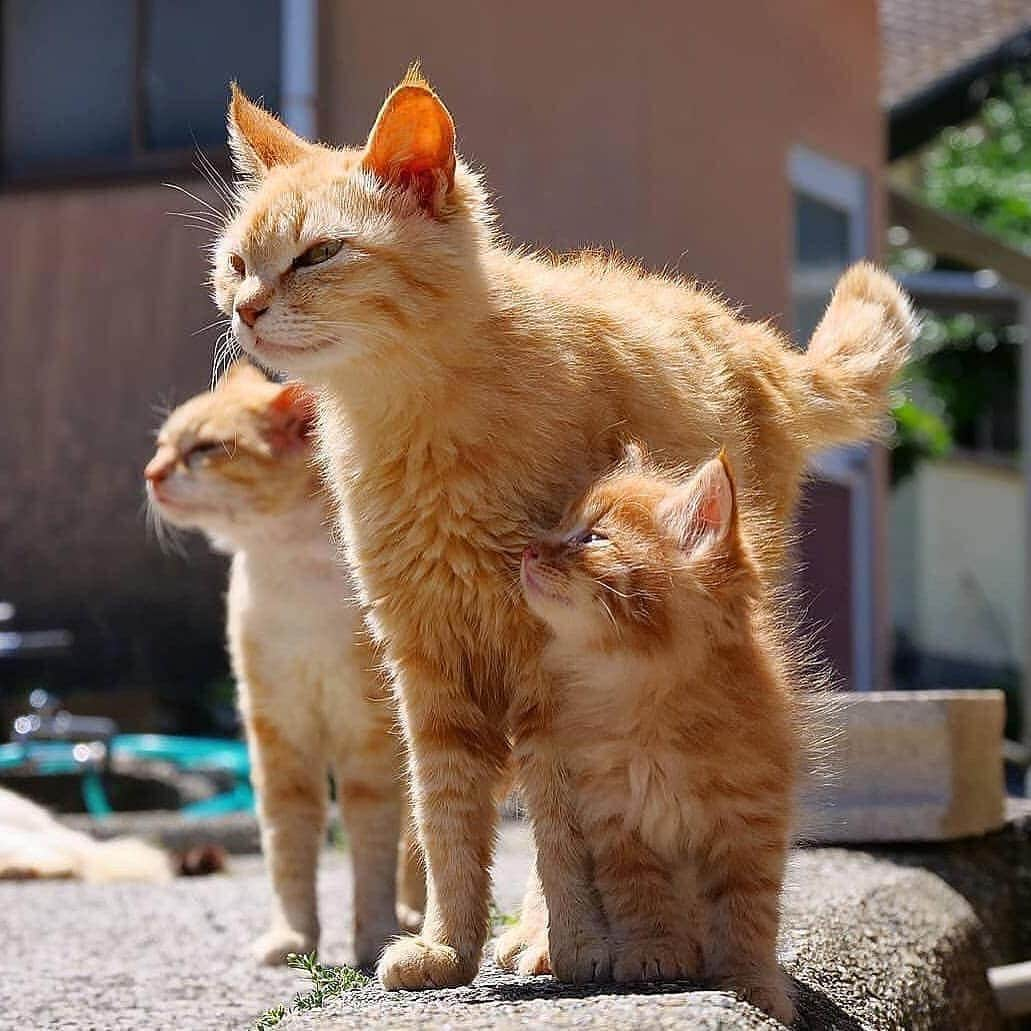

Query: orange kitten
[145,362,424,967]
[211,73,913,990]
[522,447,798,1023]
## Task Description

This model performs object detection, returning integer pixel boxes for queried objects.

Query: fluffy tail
[79,836,173,884]
[792,262,916,452]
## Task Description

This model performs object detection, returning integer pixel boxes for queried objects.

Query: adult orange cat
[145,362,424,967]
[210,69,913,989]
[521,447,799,1022]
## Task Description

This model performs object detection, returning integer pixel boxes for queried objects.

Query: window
[1,0,281,181]
[789,146,877,691]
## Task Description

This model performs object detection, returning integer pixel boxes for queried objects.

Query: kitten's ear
[361,67,456,214]
[228,84,311,179]
[266,383,317,452]
[217,359,269,391]
[658,452,737,554]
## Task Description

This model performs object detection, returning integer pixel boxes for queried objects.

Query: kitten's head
[521,446,760,651]
[211,67,487,381]
[144,361,318,544]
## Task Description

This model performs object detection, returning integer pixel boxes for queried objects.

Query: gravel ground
[0,820,1001,1030]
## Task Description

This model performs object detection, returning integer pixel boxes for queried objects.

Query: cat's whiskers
[193,148,239,212]
[162,181,226,220]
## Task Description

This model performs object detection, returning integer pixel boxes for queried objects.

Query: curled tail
[792,262,916,452]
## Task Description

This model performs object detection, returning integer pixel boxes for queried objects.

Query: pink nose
[144,458,171,485]
[523,543,540,563]
[236,302,268,328]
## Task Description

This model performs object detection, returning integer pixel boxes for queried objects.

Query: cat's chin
[242,333,339,372]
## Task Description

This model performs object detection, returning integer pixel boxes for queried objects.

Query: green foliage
[921,72,1031,249]
[889,397,951,485]
[251,953,369,1029]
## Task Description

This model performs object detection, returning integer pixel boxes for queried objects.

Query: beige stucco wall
[891,459,1025,669]
[318,0,883,325]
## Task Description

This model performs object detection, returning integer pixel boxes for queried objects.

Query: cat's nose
[144,458,170,485]
[236,302,269,328]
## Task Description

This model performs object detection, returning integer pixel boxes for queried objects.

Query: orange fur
[519,451,798,1022]
[145,362,424,967]
[211,76,913,991]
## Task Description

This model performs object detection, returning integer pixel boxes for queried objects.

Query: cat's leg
[377,657,508,991]
[698,824,795,1025]
[494,858,552,975]
[582,817,702,983]
[332,727,406,970]
[509,676,614,984]
[395,804,427,934]
[244,703,327,965]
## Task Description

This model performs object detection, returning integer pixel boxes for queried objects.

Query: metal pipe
[280,0,318,138]
[989,961,1031,1018]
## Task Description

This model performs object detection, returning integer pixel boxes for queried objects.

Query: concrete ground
[0,820,1002,1030]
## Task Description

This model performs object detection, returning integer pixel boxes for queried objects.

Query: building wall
[0,2,883,721]
[318,0,882,322]
[891,458,1025,671]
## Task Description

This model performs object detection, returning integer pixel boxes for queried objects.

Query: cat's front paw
[396,903,424,935]
[377,935,479,990]
[612,937,702,983]
[252,927,317,966]
[549,931,614,984]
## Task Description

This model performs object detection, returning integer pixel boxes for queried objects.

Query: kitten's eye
[229,253,245,276]
[293,239,345,269]
[185,441,228,467]
[577,530,609,546]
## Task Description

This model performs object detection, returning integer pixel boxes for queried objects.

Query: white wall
[890,457,1025,669]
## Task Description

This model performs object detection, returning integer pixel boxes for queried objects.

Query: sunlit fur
[145,362,425,967]
[522,450,799,1022]
[212,73,914,991]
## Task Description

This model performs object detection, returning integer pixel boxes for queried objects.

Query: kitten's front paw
[549,932,614,984]
[726,970,797,1026]
[252,927,317,966]
[494,922,552,976]
[377,935,479,991]
[613,937,702,983]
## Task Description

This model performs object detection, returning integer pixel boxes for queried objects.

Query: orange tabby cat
[521,446,798,1022]
[145,362,424,967]
[211,72,913,990]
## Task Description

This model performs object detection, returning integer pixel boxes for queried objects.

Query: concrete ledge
[279,847,1001,1030]
[802,689,1006,843]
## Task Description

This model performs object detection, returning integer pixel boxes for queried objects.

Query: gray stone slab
[0,818,1003,1030]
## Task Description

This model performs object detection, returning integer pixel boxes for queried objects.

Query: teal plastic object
[0,735,253,817]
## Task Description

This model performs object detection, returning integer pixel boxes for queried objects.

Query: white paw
[252,927,317,966]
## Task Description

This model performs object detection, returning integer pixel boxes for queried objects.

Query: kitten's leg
[582,817,702,983]
[245,706,327,965]
[333,728,406,970]
[509,679,614,984]
[395,804,427,934]
[377,658,508,991]
[699,824,795,1025]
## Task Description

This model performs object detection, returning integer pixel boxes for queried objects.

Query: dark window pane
[2,0,134,176]
[144,0,280,152]
[793,192,853,341]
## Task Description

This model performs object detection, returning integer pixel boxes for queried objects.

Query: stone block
[800,689,1006,843]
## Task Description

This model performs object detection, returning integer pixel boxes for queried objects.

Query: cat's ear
[361,67,456,214]
[228,84,311,179]
[265,382,316,452]
[658,452,736,554]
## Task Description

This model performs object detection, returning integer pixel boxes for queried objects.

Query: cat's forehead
[228,149,364,257]
[160,383,273,444]
[577,474,670,530]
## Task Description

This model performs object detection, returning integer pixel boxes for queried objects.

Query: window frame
[0,0,278,189]
[789,144,878,692]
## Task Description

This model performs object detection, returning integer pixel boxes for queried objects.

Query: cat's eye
[229,253,245,276]
[293,239,345,269]
[577,530,609,546]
